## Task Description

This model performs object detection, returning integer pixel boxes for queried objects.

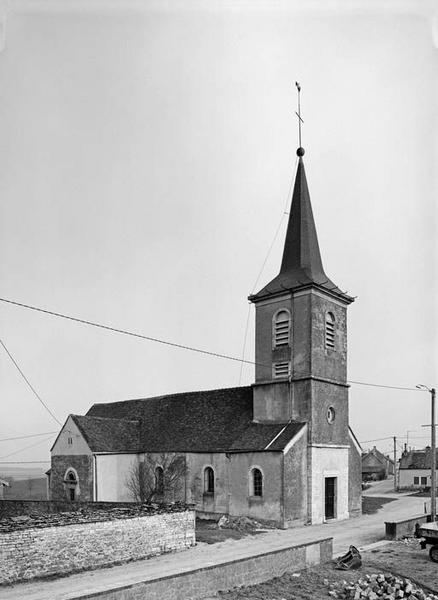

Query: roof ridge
[89,385,252,408]
[72,414,141,424]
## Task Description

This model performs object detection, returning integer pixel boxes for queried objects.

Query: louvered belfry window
[274,310,290,347]
[273,361,290,378]
[325,312,335,349]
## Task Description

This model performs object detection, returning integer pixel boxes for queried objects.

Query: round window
[327,406,336,424]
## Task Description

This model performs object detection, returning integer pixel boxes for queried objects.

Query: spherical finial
[296,147,305,157]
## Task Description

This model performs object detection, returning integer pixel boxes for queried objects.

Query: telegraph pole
[432,388,436,521]
[417,385,437,521]
[393,436,397,491]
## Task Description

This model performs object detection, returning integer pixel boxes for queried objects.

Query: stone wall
[65,537,333,600]
[385,515,429,540]
[0,499,139,519]
[0,508,195,584]
[50,454,94,501]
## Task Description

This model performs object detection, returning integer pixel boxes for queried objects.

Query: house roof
[249,155,353,304]
[71,415,141,453]
[399,448,438,470]
[84,386,306,453]
[362,447,394,466]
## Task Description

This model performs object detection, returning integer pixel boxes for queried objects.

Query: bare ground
[213,539,438,599]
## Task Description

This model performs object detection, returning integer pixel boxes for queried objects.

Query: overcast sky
[0,0,437,471]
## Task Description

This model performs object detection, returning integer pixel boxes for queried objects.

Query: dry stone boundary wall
[0,508,195,585]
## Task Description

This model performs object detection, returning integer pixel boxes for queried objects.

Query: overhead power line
[0,434,57,460]
[0,461,51,464]
[0,336,62,426]
[239,157,297,386]
[360,436,394,444]
[348,379,420,392]
[0,297,259,368]
[0,296,428,393]
[0,431,57,443]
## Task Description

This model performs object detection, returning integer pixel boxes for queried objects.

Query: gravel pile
[326,573,438,600]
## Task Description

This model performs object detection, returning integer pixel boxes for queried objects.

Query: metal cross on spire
[295,81,304,155]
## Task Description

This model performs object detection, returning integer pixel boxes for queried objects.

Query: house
[362,446,395,481]
[0,478,10,499]
[49,144,362,527]
[398,447,437,489]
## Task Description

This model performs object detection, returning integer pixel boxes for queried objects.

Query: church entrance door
[324,477,336,520]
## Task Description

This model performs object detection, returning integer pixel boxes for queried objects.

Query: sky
[0,0,437,472]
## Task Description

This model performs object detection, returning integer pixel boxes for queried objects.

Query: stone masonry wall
[0,509,195,584]
[72,537,333,600]
[50,454,93,501]
[0,499,139,519]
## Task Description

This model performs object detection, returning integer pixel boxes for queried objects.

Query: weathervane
[295,81,305,156]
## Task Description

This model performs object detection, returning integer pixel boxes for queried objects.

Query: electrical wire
[348,379,421,392]
[0,297,431,393]
[0,431,57,443]
[0,434,57,459]
[0,336,62,425]
[0,297,261,368]
[360,436,394,444]
[238,158,297,386]
[238,303,252,385]
[0,461,51,464]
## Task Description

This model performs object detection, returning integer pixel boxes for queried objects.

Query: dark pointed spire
[249,148,353,304]
[280,151,325,277]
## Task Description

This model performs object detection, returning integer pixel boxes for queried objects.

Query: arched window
[155,466,164,495]
[65,469,78,501]
[273,310,291,347]
[251,468,263,497]
[204,467,214,494]
[325,312,335,349]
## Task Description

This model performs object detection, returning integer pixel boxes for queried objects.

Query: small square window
[67,437,73,445]
[421,477,428,485]
[414,477,419,485]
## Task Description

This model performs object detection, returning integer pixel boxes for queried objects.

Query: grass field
[2,477,47,500]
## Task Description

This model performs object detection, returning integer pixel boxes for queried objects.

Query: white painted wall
[95,454,139,502]
[310,445,349,524]
[399,469,433,489]
[51,416,91,456]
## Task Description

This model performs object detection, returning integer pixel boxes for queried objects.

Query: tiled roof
[399,449,438,470]
[230,422,306,451]
[71,415,141,453]
[362,447,394,466]
[84,386,305,453]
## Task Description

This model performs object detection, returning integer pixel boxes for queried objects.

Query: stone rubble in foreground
[325,573,438,600]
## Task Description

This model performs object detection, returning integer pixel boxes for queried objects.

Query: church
[48,145,362,528]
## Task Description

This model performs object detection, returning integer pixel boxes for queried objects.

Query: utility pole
[432,388,436,522]
[417,385,437,522]
[393,436,397,492]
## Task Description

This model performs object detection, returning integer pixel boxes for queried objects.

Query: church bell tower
[249,143,354,449]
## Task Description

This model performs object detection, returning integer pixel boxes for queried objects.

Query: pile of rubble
[216,515,273,531]
[326,573,438,600]
[0,501,192,533]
